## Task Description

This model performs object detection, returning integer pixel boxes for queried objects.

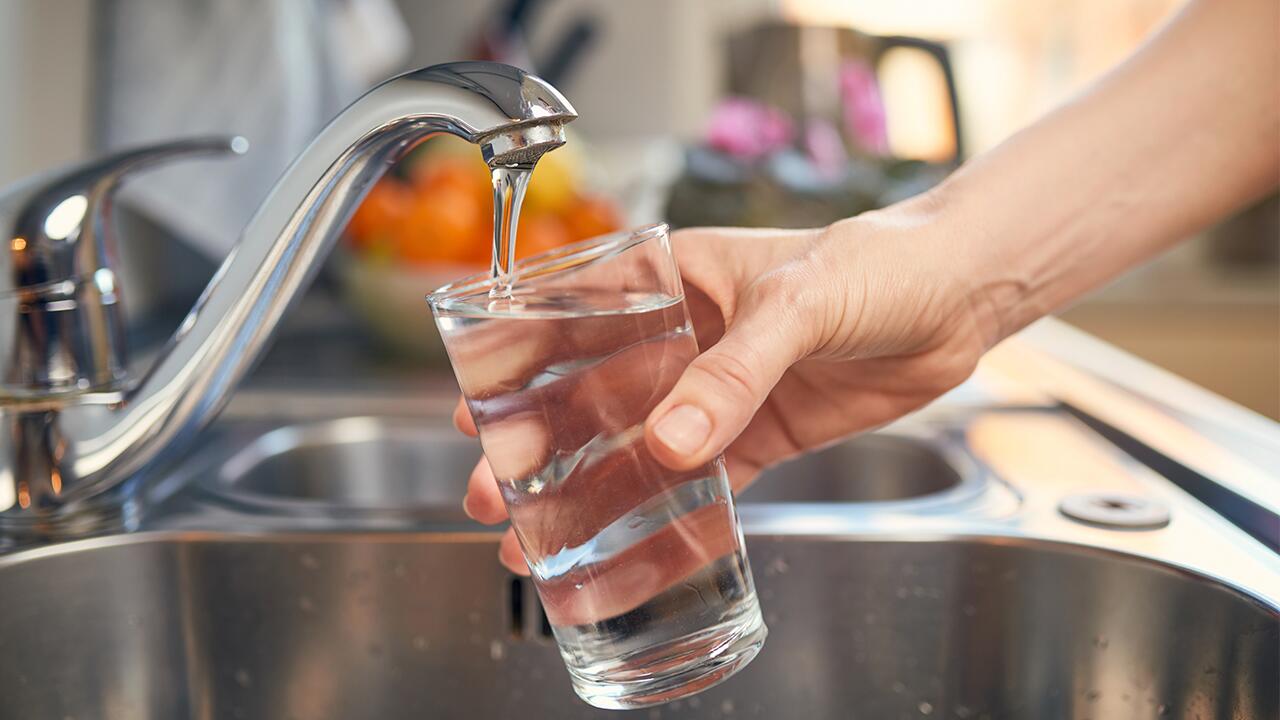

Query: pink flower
[839,61,890,156]
[705,98,795,161]
[804,119,848,181]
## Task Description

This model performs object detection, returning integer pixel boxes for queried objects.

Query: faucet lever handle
[0,136,247,397]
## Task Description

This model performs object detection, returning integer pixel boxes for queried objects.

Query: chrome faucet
[0,62,575,539]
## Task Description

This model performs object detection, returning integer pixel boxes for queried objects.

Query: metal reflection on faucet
[0,61,576,537]
[42,195,87,241]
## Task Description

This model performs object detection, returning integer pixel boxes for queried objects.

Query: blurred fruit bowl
[339,134,623,360]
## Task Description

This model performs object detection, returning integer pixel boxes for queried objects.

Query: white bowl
[337,249,480,364]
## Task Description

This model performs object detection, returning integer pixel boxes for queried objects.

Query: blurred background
[1,0,1275,417]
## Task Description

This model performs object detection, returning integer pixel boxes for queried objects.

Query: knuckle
[744,263,823,351]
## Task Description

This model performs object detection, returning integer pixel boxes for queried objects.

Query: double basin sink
[0,399,1275,718]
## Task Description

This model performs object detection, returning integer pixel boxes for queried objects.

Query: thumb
[644,279,812,471]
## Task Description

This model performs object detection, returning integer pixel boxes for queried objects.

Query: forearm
[921,0,1279,346]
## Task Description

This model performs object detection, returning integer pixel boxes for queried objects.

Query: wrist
[908,178,1038,350]
[812,192,991,357]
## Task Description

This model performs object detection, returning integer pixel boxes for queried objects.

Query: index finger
[453,396,479,437]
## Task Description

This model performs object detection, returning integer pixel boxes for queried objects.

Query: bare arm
[928,0,1280,344]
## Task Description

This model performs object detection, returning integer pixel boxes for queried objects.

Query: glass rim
[425,222,669,304]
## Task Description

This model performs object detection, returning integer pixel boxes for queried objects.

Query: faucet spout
[0,62,575,530]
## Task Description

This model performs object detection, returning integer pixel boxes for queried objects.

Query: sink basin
[742,433,967,503]
[1,533,1274,719]
[200,417,971,512]
[202,417,481,515]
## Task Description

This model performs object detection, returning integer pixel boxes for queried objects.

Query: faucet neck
[0,62,574,533]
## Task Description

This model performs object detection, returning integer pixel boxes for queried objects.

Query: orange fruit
[346,179,412,249]
[412,153,490,197]
[563,194,622,242]
[396,183,487,266]
[515,214,572,259]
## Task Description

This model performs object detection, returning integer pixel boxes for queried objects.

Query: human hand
[457,203,994,574]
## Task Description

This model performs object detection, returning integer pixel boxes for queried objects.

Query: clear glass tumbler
[428,223,766,709]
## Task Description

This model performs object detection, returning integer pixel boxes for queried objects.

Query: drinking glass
[428,223,766,709]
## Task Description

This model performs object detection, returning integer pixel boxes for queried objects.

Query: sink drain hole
[539,601,553,639]
[508,576,555,641]
[508,576,525,639]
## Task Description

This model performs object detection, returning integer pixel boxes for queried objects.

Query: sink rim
[195,415,1004,517]
[5,527,1276,615]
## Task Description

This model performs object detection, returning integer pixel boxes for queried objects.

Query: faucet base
[0,492,141,552]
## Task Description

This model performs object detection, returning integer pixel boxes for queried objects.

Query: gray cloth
[97,0,409,258]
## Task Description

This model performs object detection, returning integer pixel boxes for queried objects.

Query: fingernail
[653,405,712,457]
[462,494,477,520]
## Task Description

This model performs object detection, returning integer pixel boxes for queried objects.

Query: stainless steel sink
[5,402,1275,719]
[0,532,1274,720]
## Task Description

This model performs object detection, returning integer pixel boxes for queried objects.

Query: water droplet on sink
[954,705,973,718]
[687,697,701,709]
[1157,704,1169,716]
[918,701,934,715]
[489,640,506,661]
[300,553,319,570]
[765,557,790,576]
[896,587,910,599]
[864,613,878,625]
[412,635,429,651]
[891,682,906,694]
[902,563,918,576]
[765,611,779,625]
[720,699,735,714]
[234,668,252,688]
[1093,635,1109,649]
[962,604,977,617]
[647,710,662,719]
[393,563,407,578]
[298,596,315,612]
